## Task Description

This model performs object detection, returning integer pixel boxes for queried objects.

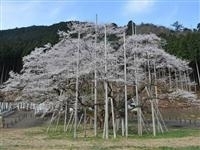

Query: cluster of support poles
[1,16,199,140]
[46,16,171,139]
[45,15,200,139]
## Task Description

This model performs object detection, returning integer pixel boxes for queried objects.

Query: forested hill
[0,21,200,84]
[0,22,70,82]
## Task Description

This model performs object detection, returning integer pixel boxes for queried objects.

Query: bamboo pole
[70,115,75,132]
[103,25,109,139]
[110,98,116,138]
[186,70,191,91]
[123,32,128,137]
[77,113,84,128]
[134,54,142,136]
[145,87,156,136]
[121,118,125,136]
[183,72,188,91]
[151,100,156,136]
[94,14,98,137]
[153,61,161,133]
[175,70,178,89]
[154,110,163,133]
[64,105,67,131]
[147,53,151,84]
[64,101,68,132]
[146,53,156,137]
[55,112,61,132]
[47,111,56,133]
[74,32,80,138]
[179,71,184,90]
[153,100,168,132]
[84,107,87,138]
[153,61,158,103]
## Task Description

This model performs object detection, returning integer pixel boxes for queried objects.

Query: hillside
[0,22,70,83]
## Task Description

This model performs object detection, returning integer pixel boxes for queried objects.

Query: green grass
[2,124,200,150]
[156,128,200,138]
[25,124,200,141]
[0,146,7,150]
[127,127,200,139]
[23,124,200,150]
[157,146,200,150]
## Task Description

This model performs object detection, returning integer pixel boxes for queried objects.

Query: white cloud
[123,0,155,15]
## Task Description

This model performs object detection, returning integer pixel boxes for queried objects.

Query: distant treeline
[0,21,200,84]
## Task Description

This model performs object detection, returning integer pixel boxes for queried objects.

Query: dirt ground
[1,110,200,150]
[0,127,200,150]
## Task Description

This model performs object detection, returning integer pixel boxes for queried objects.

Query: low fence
[1,110,35,128]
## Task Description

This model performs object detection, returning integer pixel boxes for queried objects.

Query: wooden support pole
[74,32,80,138]
[153,61,158,104]
[151,100,156,136]
[64,102,67,132]
[77,113,84,129]
[183,72,188,91]
[65,111,74,132]
[175,70,178,89]
[145,87,156,136]
[186,70,191,91]
[55,112,61,132]
[134,54,142,136]
[123,32,128,137]
[94,14,98,137]
[84,107,87,138]
[47,111,55,133]
[154,101,168,132]
[110,98,116,138]
[179,71,184,90]
[70,115,75,132]
[121,118,125,136]
[103,25,109,139]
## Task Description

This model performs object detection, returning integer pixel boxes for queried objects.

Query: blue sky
[0,0,199,30]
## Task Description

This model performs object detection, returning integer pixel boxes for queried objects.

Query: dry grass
[1,126,200,150]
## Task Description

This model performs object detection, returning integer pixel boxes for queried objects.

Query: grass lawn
[0,126,200,150]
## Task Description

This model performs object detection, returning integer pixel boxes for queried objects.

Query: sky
[0,0,199,30]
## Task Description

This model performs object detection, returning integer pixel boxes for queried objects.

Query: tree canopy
[0,21,200,84]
